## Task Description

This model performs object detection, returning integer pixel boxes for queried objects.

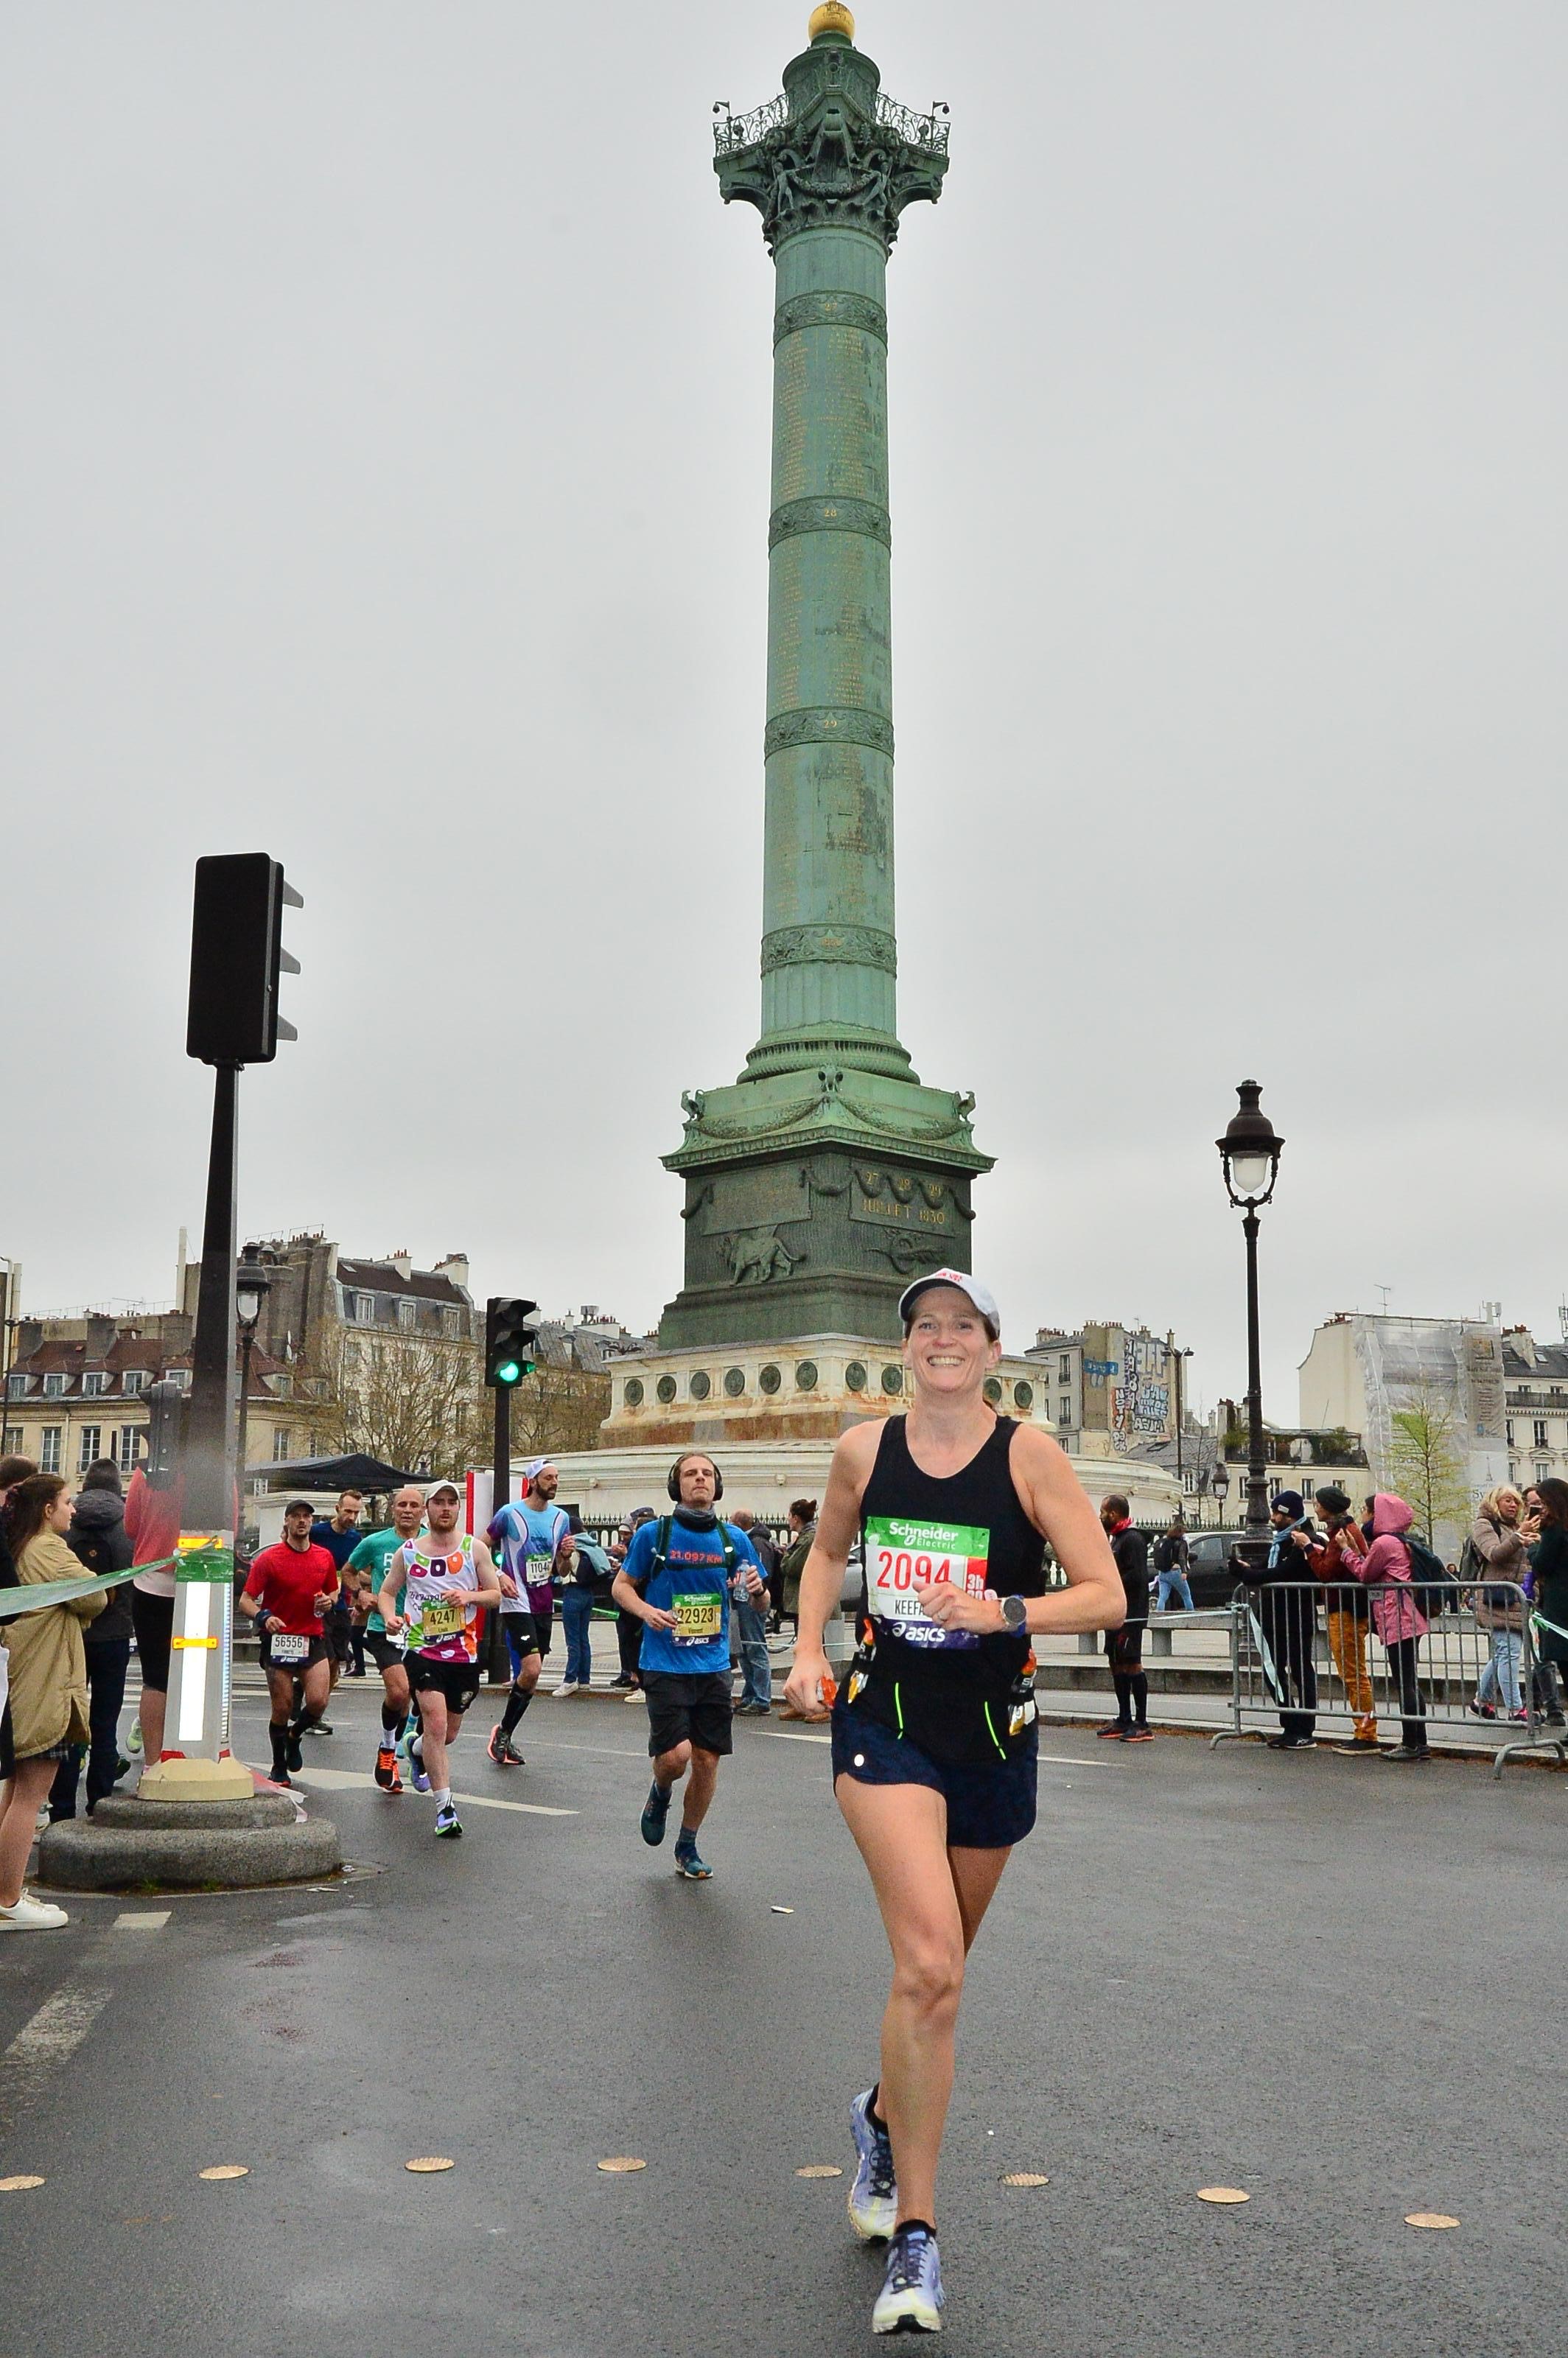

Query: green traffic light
[496,1359,522,1386]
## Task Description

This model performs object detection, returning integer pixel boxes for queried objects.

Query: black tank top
[848,1415,1045,1768]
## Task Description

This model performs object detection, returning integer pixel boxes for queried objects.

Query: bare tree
[305,1331,488,1475]
[506,1364,611,1458]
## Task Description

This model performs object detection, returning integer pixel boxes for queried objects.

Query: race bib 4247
[865,1516,989,1651]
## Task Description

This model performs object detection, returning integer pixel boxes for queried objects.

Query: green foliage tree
[1385,1381,1472,1542]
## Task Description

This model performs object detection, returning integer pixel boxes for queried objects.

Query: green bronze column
[716,5,948,1085]
[657,7,987,1354]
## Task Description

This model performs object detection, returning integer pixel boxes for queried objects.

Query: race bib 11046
[865,1516,990,1651]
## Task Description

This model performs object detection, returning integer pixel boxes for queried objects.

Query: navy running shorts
[830,1700,1037,1850]
[642,1671,734,1761]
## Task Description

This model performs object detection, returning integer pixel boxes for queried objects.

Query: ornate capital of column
[714,41,949,255]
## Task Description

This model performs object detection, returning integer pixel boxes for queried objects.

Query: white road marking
[289,1766,575,1817]
[769,1731,832,1745]
[113,1911,172,1931]
[0,1985,111,2118]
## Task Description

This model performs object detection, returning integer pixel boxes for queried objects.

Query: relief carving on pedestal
[723,1227,805,1285]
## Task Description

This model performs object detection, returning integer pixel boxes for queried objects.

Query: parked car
[1173,1530,1250,1611]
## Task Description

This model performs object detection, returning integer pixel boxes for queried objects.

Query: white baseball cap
[897,1269,1001,1337]
[426,1477,462,1501]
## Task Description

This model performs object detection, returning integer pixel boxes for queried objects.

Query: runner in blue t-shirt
[486,1461,573,1767]
[611,1450,766,1880]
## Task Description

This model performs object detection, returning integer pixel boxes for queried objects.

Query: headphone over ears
[668,1450,724,1503]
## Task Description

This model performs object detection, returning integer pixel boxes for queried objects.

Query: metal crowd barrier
[1211,1578,1567,1777]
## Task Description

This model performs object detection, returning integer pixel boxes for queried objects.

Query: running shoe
[433,1803,463,1838]
[673,1837,712,1881]
[1096,1722,1132,1740]
[127,1718,143,1757]
[872,2225,944,2335]
[1468,1698,1497,1720]
[1121,1726,1155,1743]
[848,2089,898,2241]
[286,1725,304,1773]
[640,1780,672,1846]
[374,1746,403,1793]
[555,1682,579,1699]
[410,1743,431,1796]
[487,1727,525,1768]
[303,1719,333,1738]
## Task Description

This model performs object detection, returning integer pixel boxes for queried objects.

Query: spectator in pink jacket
[1354,1492,1429,1763]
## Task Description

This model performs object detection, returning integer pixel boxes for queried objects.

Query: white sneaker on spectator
[554,1682,578,1698]
[0,1892,69,1931]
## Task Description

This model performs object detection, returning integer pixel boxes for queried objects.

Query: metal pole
[1174,1349,1185,1486]
[486,1380,512,1684]
[185,1063,239,1530]
[1243,1208,1269,1547]
[152,1059,245,1789]
[235,1324,254,1558]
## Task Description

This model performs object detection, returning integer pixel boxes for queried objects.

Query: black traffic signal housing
[186,853,303,1066]
[485,1298,539,1389]
[141,1377,189,1488]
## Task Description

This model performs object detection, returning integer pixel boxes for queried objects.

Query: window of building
[1059,1354,1071,1383]
[39,1427,61,1472]
[272,1428,293,1460]
[340,1290,357,1322]
[1507,1419,1516,1446]
[122,1369,146,1395]
[443,1305,462,1337]
[6,1372,25,1399]
[77,1425,102,1471]
[43,1372,66,1398]
[82,1371,105,1397]
[1534,1420,1547,1447]
[1,1427,21,1455]
[116,1427,140,1472]
[398,1298,417,1329]
[1538,1463,1551,1485]
[1058,1401,1071,1424]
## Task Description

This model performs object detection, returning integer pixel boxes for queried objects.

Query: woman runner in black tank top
[852,1413,1047,1767]
[781,1273,1124,2339]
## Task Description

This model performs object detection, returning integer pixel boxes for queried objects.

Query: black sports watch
[1000,1593,1029,1637]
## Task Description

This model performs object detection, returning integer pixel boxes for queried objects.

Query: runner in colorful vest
[486,1458,573,1766]
[377,1478,501,1839]
[783,1271,1124,2337]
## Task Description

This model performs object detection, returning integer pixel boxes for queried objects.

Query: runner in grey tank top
[784,1270,1124,2338]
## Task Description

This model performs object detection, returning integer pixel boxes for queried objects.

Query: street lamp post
[234,1256,270,1562]
[1172,1346,1194,1488]
[1217,1080,1284,1575]
[1210,1459,1231,1533]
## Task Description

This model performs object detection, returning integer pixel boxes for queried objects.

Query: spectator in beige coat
[0,1474,105,1930]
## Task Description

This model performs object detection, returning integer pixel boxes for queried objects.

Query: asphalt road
[0,1679,1559,2357]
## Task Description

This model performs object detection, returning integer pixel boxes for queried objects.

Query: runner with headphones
[783,1270,1125,2337]
[609,1449,767,1880]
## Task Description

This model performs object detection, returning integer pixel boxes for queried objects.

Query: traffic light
[186,853,304,1066]
[485,1298,539,1389]
[141,1378,188,1488]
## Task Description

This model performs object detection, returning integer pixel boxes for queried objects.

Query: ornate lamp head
[808,2,855,41]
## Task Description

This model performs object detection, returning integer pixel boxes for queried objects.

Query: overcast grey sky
[4,1,1564,1416]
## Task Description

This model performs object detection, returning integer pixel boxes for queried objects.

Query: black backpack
[1404,1533,1460,1618]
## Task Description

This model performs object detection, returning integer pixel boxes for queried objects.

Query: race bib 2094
[866,1516,989,1651]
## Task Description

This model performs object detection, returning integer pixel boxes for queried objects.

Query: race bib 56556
[866,1516,989,1651]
